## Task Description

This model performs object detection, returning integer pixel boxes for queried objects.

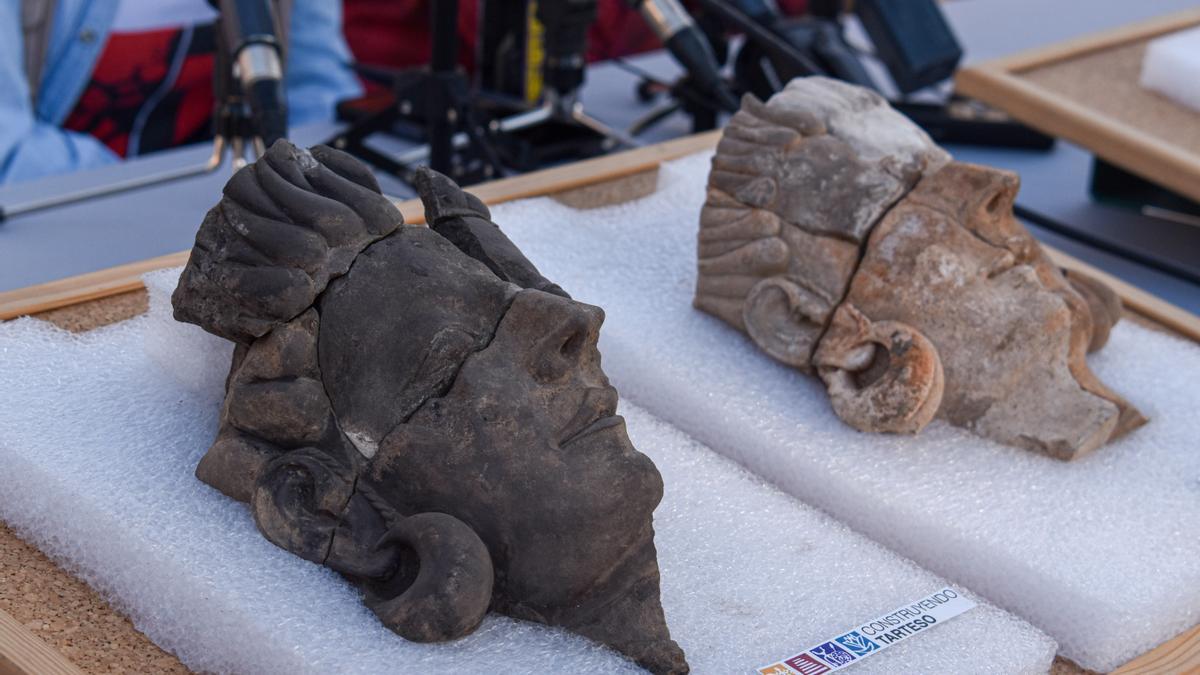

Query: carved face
[172,143,685,674]
[324,250,665,606]
[383,295,662,603]
[696,77,1144,460]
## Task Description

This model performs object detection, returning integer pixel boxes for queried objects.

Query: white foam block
[1140,25,1200,113]
[0,282,1054,673]
[143,269,233,394]
[490,153,1200,672]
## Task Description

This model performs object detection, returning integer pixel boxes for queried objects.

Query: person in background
[0,0,361,185]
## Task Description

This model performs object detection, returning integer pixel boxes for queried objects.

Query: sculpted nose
[532,296,604,382]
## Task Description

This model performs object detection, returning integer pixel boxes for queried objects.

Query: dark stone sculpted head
[172,141,686,673]
[696,77,1145,460]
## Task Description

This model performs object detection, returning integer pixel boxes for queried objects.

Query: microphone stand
[327,0,636,184]
[324,0,506,184]
[482,0,640,153]
[624,0,743,135]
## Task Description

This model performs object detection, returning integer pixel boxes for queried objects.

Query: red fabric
[587,1,658,62]
[343,0,481,73]
[63,26,216,157]
[776,0,807,16]
[342,1,808,71]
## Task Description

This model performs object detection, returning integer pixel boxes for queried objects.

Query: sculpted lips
[560,386,622,446]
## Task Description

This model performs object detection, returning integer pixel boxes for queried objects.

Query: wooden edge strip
[0,131,721,320]
[447,130,722,211]
[1112,624,1200,675]
[0,251,189,321]
[954,66,1200,205]
[0,608,86,675]
[970,8,1200,73]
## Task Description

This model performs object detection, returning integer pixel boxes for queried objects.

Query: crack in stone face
[800,172,930,368]
[320,474,358,567]
[316,228,520,459]
[173,143,404,345]
[377,290,519,448]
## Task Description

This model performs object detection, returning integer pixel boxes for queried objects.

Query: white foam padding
[488,152,1200,672]
[0,275,1055,673]
[1140,25,1200,113]
[142,269,234,393]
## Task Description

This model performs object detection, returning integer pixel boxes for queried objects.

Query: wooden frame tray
[955,9,1200,207]
[1,133,1197,674]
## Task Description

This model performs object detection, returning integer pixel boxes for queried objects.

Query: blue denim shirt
[0,0,362,184]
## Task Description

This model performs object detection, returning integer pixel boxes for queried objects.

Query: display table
[2,1,1200,673]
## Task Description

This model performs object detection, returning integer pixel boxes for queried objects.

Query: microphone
[535,0,598,97]
[217,0,288,147]
[699,0,872,89]
[627,0,740,112]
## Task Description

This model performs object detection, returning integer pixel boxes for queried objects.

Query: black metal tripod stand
[327,0,642,186]
[324,0,505,184]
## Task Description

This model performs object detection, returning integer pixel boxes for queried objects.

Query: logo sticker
[811,642,856,667]
[757,588,976,674]
[785,653,831,675]
[835,631,880,656]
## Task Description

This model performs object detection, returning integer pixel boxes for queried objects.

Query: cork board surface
[33,291,149,334]
[551,167,659,210]
[1018,35,1200,157]
[0,519,185,673]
